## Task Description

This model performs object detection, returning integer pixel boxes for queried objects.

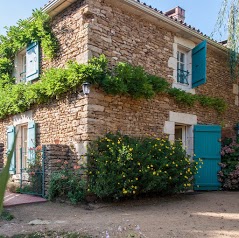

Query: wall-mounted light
[82,82,90,95]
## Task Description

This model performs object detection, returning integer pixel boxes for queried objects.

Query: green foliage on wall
[0,10,58,86]
[0,55,226,119]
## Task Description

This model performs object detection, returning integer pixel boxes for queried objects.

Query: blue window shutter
[7,125,16,174]
[26,42,39,82]
[27,121,36,162]
[192,40,207,88]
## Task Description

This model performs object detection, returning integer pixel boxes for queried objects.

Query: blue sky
[0,0,225,40]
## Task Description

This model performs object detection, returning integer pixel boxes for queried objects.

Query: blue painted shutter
[26,42,39,82]
[192,40,207,88]
[7,125,16,174]
[27,121,36,162]
[194,125,221,190]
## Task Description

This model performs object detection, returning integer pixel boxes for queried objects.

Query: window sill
[172,83,195,94]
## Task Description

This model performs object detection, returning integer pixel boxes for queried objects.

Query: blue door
[194,125,221,190]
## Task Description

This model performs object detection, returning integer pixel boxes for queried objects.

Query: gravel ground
[0,191,239,238]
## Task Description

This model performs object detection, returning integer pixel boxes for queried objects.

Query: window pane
[180,52,185,63]
[175,128,183,141]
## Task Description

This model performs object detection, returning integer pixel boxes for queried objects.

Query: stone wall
[87,0,174,79]
[85,0,238,138]
[0,0,238,167]
[0,143,4,171]
[0,92,90,162]
[87,87,228,141]
[41,0,90,70]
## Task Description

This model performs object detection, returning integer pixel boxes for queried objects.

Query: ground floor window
[7,120,36,174]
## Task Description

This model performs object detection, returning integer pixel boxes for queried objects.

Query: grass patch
[0,210,14,221]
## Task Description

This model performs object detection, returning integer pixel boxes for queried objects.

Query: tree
[214,0,239,79]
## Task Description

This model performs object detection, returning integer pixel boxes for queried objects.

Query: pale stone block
[74,141,89,157]
[163,121,175,135]
[235,96,239,106]
[174,36,196,49]
[76,51,91,64]
[168,56,177,69]
[168,134,175,142]
[233,84,238,95]
[169,111,197,125]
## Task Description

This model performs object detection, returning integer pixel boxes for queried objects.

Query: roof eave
[42,0,77,17]
[123,0,227,53]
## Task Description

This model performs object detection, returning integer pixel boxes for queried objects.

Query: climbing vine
[0,55,226,119]
[0,10,58,86]
[0,10,226,119]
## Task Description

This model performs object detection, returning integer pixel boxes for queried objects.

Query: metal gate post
[20,147,23,192]
[42,145,46,197]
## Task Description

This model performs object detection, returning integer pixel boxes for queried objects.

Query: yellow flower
[169,176,172,180]
[123,175,125,178]
[133,191,136,194]
[135,178,138,180]
[153,171,156,175]
[166,164,169,167]
[138,162,141,166]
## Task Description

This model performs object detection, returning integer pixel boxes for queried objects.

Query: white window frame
[13,49,27,84]
[169,36,196,94]
[175,125,187,148]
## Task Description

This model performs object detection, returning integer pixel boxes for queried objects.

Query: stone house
[0,0,238,191]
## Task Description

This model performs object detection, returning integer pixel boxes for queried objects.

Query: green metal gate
[194,125,221,190]
[19,145,45,197]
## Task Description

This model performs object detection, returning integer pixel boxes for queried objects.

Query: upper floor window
[170,38,207,93]
[177,50,189,85]
[14,42,40,84]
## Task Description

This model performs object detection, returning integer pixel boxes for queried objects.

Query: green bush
[48,162,86,204]
[218,138,239,190]
[87,133,197,200]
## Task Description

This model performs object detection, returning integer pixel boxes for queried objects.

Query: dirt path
[0,191,239,238]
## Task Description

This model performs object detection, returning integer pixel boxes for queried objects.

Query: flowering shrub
[48,160,86,204]
[218,138,239,190]
[87,133,197,200]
